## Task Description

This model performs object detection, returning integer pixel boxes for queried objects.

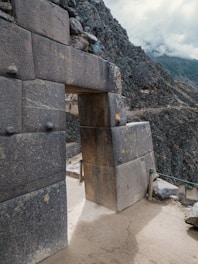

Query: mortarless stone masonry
[0,0,156,263]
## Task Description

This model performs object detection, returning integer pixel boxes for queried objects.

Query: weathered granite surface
[23,79,66,132]
[0,181,67,264]
[0,77,22,135]
[0,132,66,203]
[14,0,70,45]
[0,18,35,80]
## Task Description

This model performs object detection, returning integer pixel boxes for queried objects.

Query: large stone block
[78,93,126,127]
[80,127,114,166]
[81,122,153,166]
[108,93,127,126]
[32,33,121,93]
[133,122,153,157]
[113,122,153,161]
[0,19,35,80]
[116,158,148,211]
[83,162,117,211]
[14,0,70,45]
[111,125,137,165]
[65,49,121,93]
[0,132,66,203]
[0,181,67,264]
[23,79,66,132]
[32,33,66,83]
[0,77,22,135]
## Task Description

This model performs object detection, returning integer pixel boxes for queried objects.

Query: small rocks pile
[67,0,101,54]
[0,0,14,22]
[47,1,101,54]
[0,0,12,13]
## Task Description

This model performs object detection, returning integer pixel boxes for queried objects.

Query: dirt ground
[40,177,198,264]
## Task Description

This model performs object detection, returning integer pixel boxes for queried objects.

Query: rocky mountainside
[66,0,198,182]
[151,55,198,90]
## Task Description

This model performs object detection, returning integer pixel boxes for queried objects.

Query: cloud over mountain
[104,0,198,59]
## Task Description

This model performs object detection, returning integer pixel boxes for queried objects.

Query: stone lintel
[32,33,121,93]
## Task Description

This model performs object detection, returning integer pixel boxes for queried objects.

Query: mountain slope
[152,55,198,90]
[74,0,198,182]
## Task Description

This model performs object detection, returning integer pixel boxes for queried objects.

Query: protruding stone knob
[6,64,18,75]
[118,157,123,164]
[6,126,15,134]
[46,121,54,130]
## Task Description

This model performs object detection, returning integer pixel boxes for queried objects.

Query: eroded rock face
[185,202,198,228]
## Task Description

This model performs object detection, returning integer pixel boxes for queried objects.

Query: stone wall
[0,0,156,263]
[78,93,155,211]
[0,1,69,263]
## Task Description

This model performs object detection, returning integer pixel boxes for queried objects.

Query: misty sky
[103,0,198,59]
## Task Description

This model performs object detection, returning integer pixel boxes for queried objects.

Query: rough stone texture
[185,202,198,228]
[69,17,83,35]
[66,112,80,142]
[0,132,66,203]
[116,158,148,211]
[78,93,126,127]
[14,0,70,45]
[0,77,22,135]
[0,1,12,12]
[152,178,179,200]
[83,162,117,211]
[0,181,67,264]
[0,18,35,80]
[23,80,66,132]
[32,33,121,93]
